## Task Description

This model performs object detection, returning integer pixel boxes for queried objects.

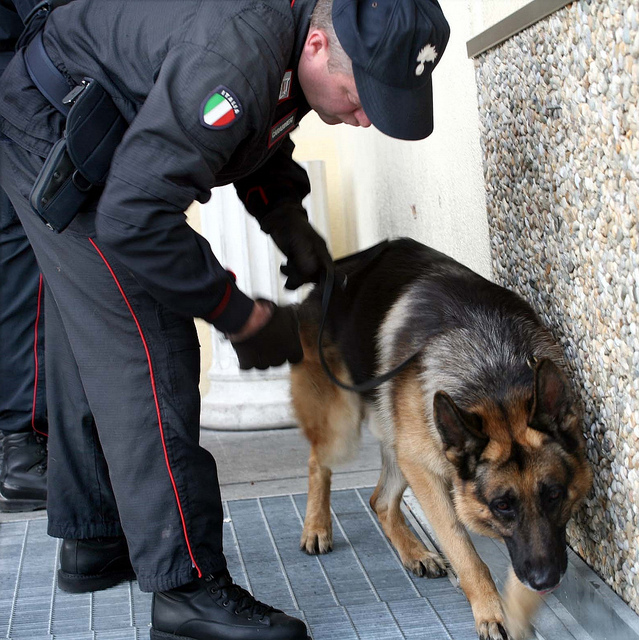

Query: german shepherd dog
[290,238,592,640]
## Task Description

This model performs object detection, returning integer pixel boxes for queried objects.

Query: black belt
[24,31,72,116]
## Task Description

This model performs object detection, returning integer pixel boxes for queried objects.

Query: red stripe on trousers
[89,238,202,578]
[31,274,47,437]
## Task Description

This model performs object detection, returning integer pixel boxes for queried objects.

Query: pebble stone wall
[474,0,639,613]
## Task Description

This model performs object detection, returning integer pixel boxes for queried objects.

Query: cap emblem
[415,44,438,76]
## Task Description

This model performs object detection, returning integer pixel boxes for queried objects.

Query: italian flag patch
[200,86,242,130]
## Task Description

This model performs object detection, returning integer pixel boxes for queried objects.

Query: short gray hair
[310,0,353,75]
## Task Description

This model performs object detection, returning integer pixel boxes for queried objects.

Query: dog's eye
[547,486,564,502]
[492,498,512,513]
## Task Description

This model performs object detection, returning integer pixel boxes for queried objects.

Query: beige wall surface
[291,0,511,278]
[468,0,532,35]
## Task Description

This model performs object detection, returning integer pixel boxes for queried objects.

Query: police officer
[0,0,48,513]
[0,0,448,638]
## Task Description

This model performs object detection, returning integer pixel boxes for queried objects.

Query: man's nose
[354,108,371,127]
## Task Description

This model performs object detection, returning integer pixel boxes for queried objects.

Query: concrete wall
[474,0,639,614]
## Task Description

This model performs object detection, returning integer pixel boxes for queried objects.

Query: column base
[200,368,296,431]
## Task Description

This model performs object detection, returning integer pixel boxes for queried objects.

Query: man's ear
[303,28,330,59]
[433,391,487,480]
[528,358,581,451]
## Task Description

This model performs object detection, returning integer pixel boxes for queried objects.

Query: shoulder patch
[268,109,298,148]
[200,86,243,130]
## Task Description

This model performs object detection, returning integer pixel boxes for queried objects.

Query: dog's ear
[528,358,581,451]
[433,391,488,480]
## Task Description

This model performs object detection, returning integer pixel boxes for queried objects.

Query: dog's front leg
[300,450,333,554]
[371,446,447,578]
[401,460,509,640]
[503,567,540,640]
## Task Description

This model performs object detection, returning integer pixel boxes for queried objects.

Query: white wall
[469,0,531,34]
[292,0,530,279]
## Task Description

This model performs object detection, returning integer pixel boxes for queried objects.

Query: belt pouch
[29,78,128,232]
[65,79,128,186]
[29,137,92,232]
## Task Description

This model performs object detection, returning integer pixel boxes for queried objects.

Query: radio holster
[23,26,128,233]
[30,78,128,232]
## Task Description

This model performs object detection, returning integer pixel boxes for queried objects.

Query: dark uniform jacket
[0,0,32,72]
[0,0,315,333]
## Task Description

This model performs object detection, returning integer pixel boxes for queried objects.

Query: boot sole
[150,630,193,640]
[57,567,137,593]
[0,490,46,513]
[150,629,312,640]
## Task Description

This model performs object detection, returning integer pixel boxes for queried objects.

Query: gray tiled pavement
[1,428,639,640]
[1,488,476,640]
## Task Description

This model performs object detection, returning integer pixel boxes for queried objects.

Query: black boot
[57,536,136,593]
[0,431,47,512]
[151,570,310,640]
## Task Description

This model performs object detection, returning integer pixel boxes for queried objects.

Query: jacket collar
[290,0,315,71]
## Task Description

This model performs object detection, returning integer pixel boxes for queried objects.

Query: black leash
[317,264,419,394]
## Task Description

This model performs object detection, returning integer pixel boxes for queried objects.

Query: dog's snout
[524,560,563,593]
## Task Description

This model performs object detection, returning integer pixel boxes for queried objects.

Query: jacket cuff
[259,202,307,234]
[204,279,254,334]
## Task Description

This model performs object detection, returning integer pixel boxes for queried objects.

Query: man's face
[298,29,372,129]
[302,69,371,128]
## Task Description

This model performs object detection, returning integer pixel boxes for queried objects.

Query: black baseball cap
[332,0,450,140]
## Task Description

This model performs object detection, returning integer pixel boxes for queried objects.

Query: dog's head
[433,358,592,593]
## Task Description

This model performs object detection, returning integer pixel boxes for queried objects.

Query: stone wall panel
[475,0,639,612]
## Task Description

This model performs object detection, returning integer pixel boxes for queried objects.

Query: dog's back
[300,237,563,405]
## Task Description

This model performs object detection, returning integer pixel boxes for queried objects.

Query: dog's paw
[403,550,448,578]
[476,620,509,640]
[300,526,333,555]
[504,617,534,640]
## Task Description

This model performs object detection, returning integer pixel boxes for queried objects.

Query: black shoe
[151,570,310,640]
[0,431,47,513]
[57,536,136,593]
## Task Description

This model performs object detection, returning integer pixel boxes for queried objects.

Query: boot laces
[205,573,272,620]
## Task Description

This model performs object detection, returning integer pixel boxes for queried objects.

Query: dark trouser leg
[1,138,226,592]
[43,281,123,535]
[0,184,47,436]
[0,170,48,512]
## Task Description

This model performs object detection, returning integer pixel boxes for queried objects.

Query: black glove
[230,300,303,370]
[259,203,333,290]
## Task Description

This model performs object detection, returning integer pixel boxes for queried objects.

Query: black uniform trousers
[0,43,47,438]
[0,183,47,436]
[0,135,227,592]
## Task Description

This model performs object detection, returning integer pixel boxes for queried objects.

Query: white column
[199,161,330,430]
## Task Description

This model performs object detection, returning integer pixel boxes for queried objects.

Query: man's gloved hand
[229,299,303,370]
[259,203,333,290]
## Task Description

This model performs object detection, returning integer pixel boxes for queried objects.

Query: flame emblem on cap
[415,44,438,76]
